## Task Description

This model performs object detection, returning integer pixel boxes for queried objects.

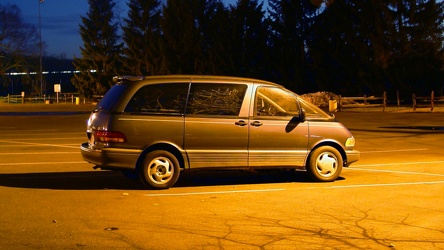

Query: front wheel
[306,146,343,182]
[139,150,180,189]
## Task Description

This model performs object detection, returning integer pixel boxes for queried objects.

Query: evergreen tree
[308,0,367,95]
[386,0,444,95]
[307,0,444,96]
[122,0,163,76]
[340,1,391,95]
[268,0,320,92]
[159,0,204,74]
[159,0,233,75]
[228,0,268,79]
[192,0,230,75]
[307,1,394,95]
[72,0,122,98]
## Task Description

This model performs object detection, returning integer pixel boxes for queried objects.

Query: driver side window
[255,87,300,117]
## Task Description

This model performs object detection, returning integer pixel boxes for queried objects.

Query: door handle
[235,120,247,126]
[251,121,263,127]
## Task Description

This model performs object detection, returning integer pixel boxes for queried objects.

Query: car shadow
[0,170,344,190]
[176,170,320,188]
[0,171,146,190]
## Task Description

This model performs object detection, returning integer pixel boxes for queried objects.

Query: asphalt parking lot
[0,103,443,249]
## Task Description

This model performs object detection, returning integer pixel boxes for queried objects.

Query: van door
[248,86,309,168]
[184,83,249,168]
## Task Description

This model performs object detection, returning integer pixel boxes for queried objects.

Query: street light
[39,0,44,97]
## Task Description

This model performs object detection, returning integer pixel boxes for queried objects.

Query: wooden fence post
[431,91,434,112]
[412,93,416,111]
[338,95,342,112]
[383,91,387,112]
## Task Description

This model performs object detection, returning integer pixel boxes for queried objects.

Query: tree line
[2,1,443,99]
[73,0,444,99]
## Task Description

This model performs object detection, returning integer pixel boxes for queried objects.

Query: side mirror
[299,108,306,122]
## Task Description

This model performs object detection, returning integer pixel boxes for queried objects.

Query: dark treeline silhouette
[2,1,443,99]
[109,0,441,99]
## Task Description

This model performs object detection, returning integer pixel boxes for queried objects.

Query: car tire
[139,150,180,189]
[307,146,343,182]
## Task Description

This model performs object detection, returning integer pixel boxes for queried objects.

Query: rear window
[124,83,189,115]
[97,84,128,111]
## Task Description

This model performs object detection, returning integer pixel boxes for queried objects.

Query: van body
[80,75,359,189]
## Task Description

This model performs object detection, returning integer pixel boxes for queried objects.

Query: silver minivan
[81,75,359,189]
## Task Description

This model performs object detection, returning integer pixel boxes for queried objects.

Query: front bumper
[80,142,142,170]
[345,150,360,167]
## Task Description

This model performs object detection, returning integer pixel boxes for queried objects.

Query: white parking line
[349,167,444,177]
[145,178,444,196]
[0,144,79,148]
[145,188,286,197]
[0,152,77,155]
[360,148,428,153]
[0,140,79,149]
[0,137,82,141]
[0,161,87,166]
[1,132,82,136]
[327,180,444,189]
[0,129,57,132]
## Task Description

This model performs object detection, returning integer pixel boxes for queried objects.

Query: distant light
[3,70,91,75]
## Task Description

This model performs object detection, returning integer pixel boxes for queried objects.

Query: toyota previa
[81,75,359,189]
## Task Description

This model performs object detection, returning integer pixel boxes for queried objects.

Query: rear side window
[125,83,189,115]
[97,84,128,111]
[186,83,247,116]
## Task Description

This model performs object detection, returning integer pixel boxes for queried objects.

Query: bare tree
[0,4,40,73]
[0,4,42,94]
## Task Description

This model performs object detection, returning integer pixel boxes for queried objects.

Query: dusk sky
[3,0,239,59]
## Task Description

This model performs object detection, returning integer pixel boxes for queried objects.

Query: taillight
[94,131,126,143]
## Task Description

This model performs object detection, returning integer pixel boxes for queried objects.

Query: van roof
[113,75,281,87]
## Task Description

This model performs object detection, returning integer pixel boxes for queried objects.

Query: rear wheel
[139,150,180,189]
[307,146,342,182]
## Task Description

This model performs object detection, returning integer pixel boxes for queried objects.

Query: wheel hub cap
[316,153,337,177]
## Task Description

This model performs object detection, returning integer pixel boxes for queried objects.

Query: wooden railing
[336,92,387,112]
[333,91,443,112]
[0,93,83,104]
[412,91,444,112]
[1,94,24,104]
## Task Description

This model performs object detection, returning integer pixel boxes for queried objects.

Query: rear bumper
[345,150,360,167]
[80,142,142,170]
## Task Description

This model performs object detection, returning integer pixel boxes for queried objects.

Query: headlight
[345,137,355,147]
